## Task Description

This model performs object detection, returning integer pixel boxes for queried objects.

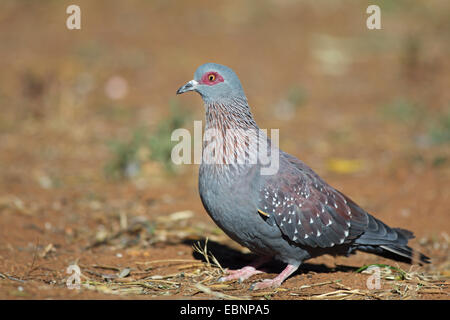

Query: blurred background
[0,0,449,299]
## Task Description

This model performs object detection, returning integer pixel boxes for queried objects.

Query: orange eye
[208,74,216,81]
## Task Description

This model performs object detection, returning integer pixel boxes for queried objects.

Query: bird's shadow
[182,238,358,277]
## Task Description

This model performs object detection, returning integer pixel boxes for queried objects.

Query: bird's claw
[218,266,263,283]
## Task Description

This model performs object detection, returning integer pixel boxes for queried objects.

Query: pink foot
[218,256,271,283]
[250,264,299,290]
[219,266,263,283]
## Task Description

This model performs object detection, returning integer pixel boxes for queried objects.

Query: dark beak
[176,80,198,95]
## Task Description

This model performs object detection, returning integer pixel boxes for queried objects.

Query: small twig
[84,270,117,279]
[84,222,147,250]
[192,238,224,273]
[194,283,249,300]
[91,265,121,271]
[193,239,210,267]
[145,273,180,280]
[0,273,26,283]
[289,280,341,295]
[334,281,354,291]
[136,259,199,265]
[311,289,364,299]
[130,279,180,285]
[24,238,40,280]
[210,253,225,274]
[177,263,206,270]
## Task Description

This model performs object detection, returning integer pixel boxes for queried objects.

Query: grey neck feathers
[205,97,258,131]
[201,97,266,178]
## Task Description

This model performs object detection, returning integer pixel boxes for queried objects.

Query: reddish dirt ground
[0,1,449,300]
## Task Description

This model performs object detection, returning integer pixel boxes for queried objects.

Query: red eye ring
[200,71,224,86]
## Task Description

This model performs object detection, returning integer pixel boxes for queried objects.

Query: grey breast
[198,163,309,263]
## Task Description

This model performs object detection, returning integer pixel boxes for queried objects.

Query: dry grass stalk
[193,283,249,300]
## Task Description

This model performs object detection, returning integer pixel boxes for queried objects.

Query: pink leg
[250,264,299,290]
[218,257,270,283]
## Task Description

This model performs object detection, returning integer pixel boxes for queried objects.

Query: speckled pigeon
[176,63,430,290]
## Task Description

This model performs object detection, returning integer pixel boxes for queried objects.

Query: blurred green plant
[432,155,448,168]
[286,85,308,108]
[104,127,148,180]
[148,100,191,171]
[105,100,190,179]
[75,41,107,65]
[328,128,351,145]
[428,110,450,145]
[97,102,134,122]
[380,98,450,148]
[379,0,411,13]
[379,97,423,123]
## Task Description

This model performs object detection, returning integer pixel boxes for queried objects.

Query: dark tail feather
[356,244,430,265]
[379,244,430,265]
[355,215,430,265]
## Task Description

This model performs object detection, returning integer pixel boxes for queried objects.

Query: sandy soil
[0,0,448,300]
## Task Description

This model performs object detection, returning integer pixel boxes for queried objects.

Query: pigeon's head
[176,63,247,104]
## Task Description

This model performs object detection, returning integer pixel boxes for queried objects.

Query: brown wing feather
[258,154,369,248]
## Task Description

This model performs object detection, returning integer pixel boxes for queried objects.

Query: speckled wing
[258,155,369,248]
